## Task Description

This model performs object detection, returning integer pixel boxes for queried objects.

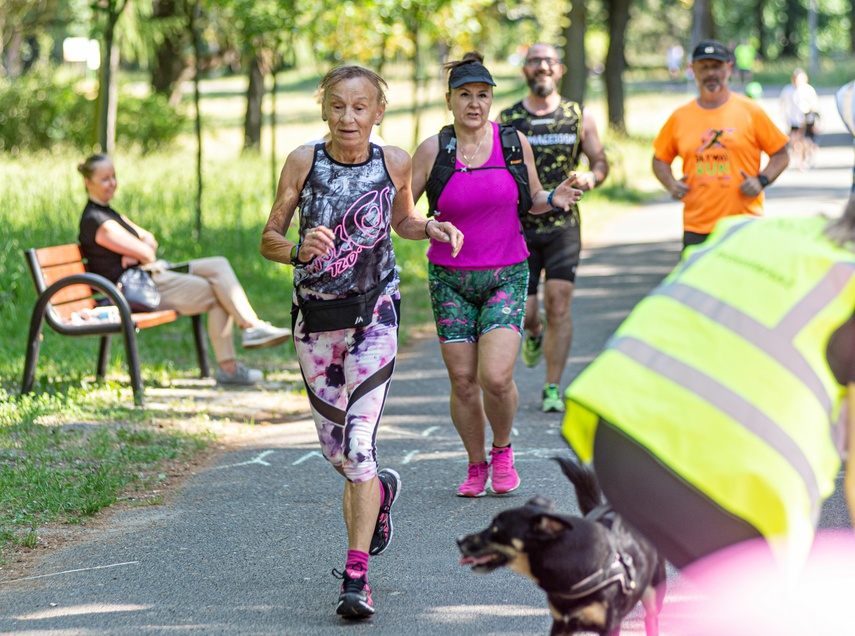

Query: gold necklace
[458,126,490,170]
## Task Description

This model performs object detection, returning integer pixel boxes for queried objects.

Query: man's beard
[527,75,555,98]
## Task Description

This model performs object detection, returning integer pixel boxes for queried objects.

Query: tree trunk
[0,6,5,78]
[4,30,23,78]
[851,0,855,53]
[605,0,630,135]
[409,14,422,149]
[244,53,264,152]
[561,0,587,103]
[97,18,118,153]
[849,0,855,53]
[95,1,127,153]
[151,0,189,99]
[782,0,800,57]
[186,0,203,238]
[271,67,278,201]
[755,0,767,58]
[106,38,120,153]
[377,32,388,138]
[691,0,716,48]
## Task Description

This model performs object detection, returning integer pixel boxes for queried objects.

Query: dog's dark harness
[551,548,638,600]
[551,505,639,601]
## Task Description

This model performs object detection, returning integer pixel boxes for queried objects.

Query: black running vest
[424,124,533,218]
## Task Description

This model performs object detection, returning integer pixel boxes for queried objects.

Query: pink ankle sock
[346,549,369,575]
[378,475,386,507]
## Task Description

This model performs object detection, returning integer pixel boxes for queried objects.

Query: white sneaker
[242,321,291,349]
[216,362,263,386]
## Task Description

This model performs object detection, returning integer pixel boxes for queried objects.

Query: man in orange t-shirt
[653,40,789,249]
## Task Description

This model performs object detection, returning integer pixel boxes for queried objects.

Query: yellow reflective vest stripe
[563,215,855,563]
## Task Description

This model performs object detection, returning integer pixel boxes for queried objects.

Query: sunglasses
[524,57,560,68]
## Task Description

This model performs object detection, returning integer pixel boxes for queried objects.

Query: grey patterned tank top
[294,143,398,297]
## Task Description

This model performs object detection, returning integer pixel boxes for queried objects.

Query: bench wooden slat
[47,284,94,308]
[35,244,85,268]
[132,310,178,329]
[41,261,88,288]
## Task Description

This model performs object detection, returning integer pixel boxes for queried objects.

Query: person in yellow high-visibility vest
[563,198,855,571]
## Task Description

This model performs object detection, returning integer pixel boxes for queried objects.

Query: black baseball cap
[448,62,496,89]
[692,40,731,63]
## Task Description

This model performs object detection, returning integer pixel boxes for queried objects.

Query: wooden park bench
[21,244,210,406]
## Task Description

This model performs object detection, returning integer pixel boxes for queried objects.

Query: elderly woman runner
[411,52,583,498]
[260,66,462,619]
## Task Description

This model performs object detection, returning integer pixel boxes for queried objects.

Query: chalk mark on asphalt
[6,561,139,583]
[292,450,324,465]
[216,450,276,469]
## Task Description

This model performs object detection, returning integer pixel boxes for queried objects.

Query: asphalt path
[1,94,853,635]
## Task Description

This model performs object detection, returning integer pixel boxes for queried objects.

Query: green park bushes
[0,68,92,152]
[0,67,185,155]
[115,93,186,154]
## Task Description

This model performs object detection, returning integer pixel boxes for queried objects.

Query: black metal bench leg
[119,322,145,407]
[97,335,111,379]
[191,314,210,378]
[21,304,47,396]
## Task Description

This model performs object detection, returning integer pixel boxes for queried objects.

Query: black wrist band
[757,174,770,189]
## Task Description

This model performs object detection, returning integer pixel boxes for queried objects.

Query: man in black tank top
[499,43,610,414]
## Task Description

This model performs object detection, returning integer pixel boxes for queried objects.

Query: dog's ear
[525,495,556,511]
[529,513,573,539]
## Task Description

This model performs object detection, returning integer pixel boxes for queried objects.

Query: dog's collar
[551,550,637,601]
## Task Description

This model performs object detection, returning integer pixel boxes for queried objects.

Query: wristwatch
[757,174,770,189]
[289,243,300,264]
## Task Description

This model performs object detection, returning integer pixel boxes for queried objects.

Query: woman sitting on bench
[77,154,290,386]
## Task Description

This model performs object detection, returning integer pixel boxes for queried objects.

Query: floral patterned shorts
[427,261,528,343]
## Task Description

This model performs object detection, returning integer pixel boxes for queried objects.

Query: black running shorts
[523,222,581,295]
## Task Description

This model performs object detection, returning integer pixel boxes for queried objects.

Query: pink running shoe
[489,445,520,494]
[457,461,489,497]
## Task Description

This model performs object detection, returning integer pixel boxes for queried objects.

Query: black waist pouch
[297,272,393,333]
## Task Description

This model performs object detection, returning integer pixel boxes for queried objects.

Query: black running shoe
[370,468,401,556]
[333,568,374,618]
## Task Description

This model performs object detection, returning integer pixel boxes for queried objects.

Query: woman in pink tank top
[411,52,582,499]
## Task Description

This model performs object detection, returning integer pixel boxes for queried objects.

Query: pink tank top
[427,122,529,269]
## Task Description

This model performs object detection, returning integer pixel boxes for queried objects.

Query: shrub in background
[0,68,91,152]
[0,66,185,154]
[117,93,186,153]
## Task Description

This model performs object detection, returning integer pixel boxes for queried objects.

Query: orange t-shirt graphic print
[653,93,789,234]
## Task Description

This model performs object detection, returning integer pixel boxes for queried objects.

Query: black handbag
[298,272,393,333]
[117,267,161,312]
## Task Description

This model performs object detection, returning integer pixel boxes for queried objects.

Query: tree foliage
[3,0,855,158]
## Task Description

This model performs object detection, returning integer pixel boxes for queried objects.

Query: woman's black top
[78,200,140,283]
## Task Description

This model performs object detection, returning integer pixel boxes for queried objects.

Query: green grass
[0,388,210,565]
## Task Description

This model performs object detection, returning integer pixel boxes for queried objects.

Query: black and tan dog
[457,457,666,636]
